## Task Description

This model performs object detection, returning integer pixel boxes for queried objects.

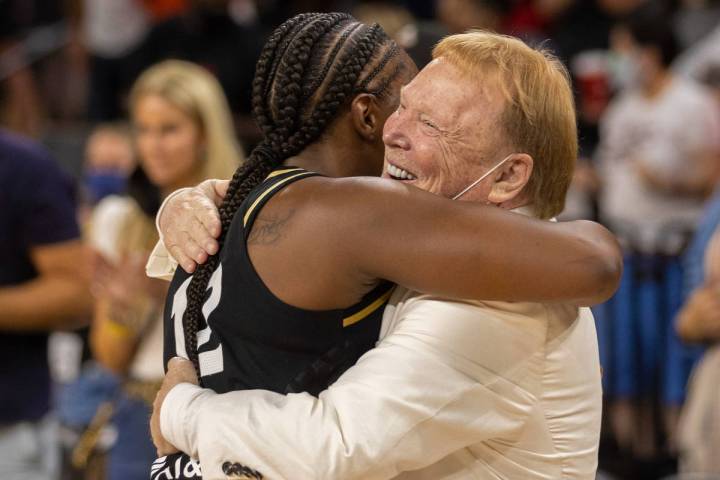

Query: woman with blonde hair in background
[86,59,242,479]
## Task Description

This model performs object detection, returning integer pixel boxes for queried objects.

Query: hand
[91,252,165,332]
[159,179,229,273]
[677,283,720,342]
[150,357,200,456]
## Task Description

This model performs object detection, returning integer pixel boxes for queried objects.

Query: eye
[421,117,438,130]
[161,124,179,135]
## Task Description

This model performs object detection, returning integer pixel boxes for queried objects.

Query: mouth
[385,162,417,181]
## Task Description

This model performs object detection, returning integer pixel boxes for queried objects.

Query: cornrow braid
[180,13,404,381]
[302,22,363,102]
[359,42,399,92]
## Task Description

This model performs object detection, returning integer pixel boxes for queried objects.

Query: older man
[151,32,602,479]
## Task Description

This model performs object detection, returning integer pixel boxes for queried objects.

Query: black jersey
[163,167,393,396]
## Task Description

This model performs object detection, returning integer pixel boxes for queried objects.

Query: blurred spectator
[597,8,720,252]
[0,0,64,136]
[674,21,720,84]
[53,124,135,479]
[1,0,92,133]
[676,221,720,475]
[83,0,152,121]
[81,123,136,213]
[595,5,720,468]
[673,0,720,51]
[435,0,508,33]
[87,60,241,479]
[0,128,92,479]
[352,1,441,68]
[550,0,647,155]
[134,0,265,145]
[353,1,415,39]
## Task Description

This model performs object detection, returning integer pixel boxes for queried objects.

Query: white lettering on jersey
[171,264,224,377]
[197,264,224,376]
[171,276,193,359]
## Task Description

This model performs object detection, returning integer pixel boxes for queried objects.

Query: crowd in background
[1,0,719,479]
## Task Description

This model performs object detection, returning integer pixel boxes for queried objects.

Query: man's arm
[158,296,539,479]
[0,238,91,330]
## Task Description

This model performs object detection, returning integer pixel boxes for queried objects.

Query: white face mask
[452,154,514,200]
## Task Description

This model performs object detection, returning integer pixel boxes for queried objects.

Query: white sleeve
[145,241,178,281]
[160,298,539,480]
[144,188,190,280]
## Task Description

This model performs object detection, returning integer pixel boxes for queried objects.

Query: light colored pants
[0,416,59,480]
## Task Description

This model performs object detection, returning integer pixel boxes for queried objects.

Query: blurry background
[1,1,719,479]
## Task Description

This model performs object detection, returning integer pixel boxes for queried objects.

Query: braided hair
[181,12,404,379]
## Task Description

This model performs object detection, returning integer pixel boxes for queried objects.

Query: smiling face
[133,94,204,192]
[381,57,510,200]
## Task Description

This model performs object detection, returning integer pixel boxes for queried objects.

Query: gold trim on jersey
[265,167,304,180]
[343,287,395,327]
[243,171,315,227]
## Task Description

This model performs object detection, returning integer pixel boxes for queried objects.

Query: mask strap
[452,153,514,200]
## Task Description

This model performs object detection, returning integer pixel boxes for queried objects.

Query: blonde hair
[122,60,245,255]
[433,31,577,219]
[129,59,244,182]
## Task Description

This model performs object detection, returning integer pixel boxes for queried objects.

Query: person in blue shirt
[0,129,92,479]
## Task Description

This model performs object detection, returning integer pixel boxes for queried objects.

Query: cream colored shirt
[159,288,602,479]
[91,196,164,381]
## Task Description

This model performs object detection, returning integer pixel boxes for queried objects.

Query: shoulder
[283,175,422,211]
[0,130,61,175]
[668,78,715,106]
[0,131,74,200]
[269,175,408,220]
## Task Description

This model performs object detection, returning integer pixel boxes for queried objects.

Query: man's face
[381,57,508,199]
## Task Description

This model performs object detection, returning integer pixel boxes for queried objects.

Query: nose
[382,110,410,150]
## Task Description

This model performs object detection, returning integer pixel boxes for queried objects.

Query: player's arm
[0,239,92,330]
[151,177,621,305]
[314,177,620,305]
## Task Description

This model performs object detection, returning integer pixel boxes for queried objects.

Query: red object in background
[503,1,549,38]
[141,0,189,21]
[572,50,611,124]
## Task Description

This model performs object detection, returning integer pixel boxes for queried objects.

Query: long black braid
[180,13,404,380]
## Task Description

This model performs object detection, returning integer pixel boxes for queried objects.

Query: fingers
[191,210,220,254]
[180,231,208,265]
[167,243,197,274]
[187,186,222,239]
[150,393,179,456]
[198,179,228,206]
[161,183,224,270]
[157,444,180,457]
[212,179,230,201]
[167,356,193,369]
[167,357,200,385]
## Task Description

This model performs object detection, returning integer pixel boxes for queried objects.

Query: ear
[487,153,533,205]
[349,93,381,142]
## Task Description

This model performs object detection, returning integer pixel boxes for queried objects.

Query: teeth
[387,163,416,180]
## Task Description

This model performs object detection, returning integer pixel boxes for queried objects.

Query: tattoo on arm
[247,209,296,246]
